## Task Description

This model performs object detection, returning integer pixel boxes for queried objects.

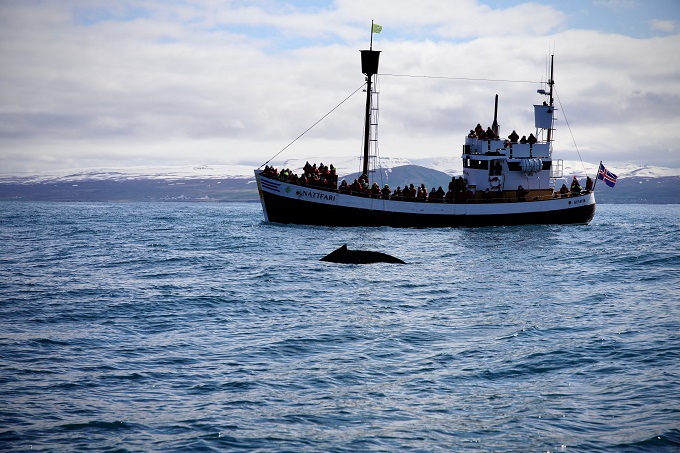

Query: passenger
[381,184,391,199]
[393,186,403,200]
[485,127,496,139]
[371,182,381,198]
[455,176,466,193]
[350,179,360,194]
[508,130,519,143]
[475,123,484,137]
[519,135,528,144]
[407,183,417,199]
[359,175,371,195]
[570,176,582,194]
[527,133,537,145]
[559,183,569,197]
[445,189,454,203]
[330,166,337,185]
[358,173,368,185]
[585,176,593,191]
[417,184,428,201]
[516,185,529,201]
[436,186,445,200]
[468,130,476,138]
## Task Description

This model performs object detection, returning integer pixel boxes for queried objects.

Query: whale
[320,244,406,264]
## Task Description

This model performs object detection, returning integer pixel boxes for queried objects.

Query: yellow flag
[372,23,382,34]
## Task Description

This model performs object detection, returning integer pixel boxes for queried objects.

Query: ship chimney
[492,94,499,137]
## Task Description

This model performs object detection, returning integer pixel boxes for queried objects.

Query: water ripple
[0,202,678,451]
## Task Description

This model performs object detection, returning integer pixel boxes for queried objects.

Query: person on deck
[381,184,391,199]
[371,182,381,197]
[417,184,428,201]
[570,176,582,194]
[559,183,569,197]
[528,133,537,145]
[350,179,360,194]
[393,186,402,200]
[508,130,519,143]
[516,185,529,201]
[407,184,416,199]
[585,176,593,192]
[519,135,528,144]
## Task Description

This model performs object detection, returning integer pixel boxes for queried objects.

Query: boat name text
[297,190,336,202]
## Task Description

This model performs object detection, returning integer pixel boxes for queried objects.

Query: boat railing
[260,172,592,203]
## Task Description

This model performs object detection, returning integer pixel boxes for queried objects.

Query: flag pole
[592,160,602,191]
[370,20,374,50]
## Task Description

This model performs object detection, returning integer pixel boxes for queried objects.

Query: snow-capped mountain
[0,159,678,184]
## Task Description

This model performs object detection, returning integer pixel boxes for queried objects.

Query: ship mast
[360,22,381,177]
[546,54,555,143]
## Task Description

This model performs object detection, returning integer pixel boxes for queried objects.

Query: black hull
[260,190,596,227]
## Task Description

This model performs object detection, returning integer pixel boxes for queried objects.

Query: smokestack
[492,94,499,137]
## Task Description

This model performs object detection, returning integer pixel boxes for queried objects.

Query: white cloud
[0,0,679,174]
[649,19,675,33]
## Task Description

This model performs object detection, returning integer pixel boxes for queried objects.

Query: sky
[1,0,679,174]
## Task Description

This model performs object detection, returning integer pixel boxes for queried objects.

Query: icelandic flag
[597,162,618,187]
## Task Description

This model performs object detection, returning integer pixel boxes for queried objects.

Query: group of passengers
[468,123,499,140]
[337,176,474,204]
[262,164,479,203]
[468,123,538,146]
[557,176,594,197]
[261,162,338,189]
[507,130,537,145]
[338,173,370,195]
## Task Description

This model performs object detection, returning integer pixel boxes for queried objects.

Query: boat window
[507,162,521,171]
[463,159,488,170]
[542,161,552,170]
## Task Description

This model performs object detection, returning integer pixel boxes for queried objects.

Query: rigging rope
[379,73,543,84]
[554,87,587,175]
[259,83,366,169]
[259,73,547,169]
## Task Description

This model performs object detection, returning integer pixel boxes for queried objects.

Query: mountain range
[1,158,678,203]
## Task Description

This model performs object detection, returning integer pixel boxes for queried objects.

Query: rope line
[260,83,366,169]
[379,73,542,84]
[554,87,587,175]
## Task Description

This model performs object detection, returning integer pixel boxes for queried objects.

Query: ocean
[1,201,679,452]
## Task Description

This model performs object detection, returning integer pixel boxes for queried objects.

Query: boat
[254,33,596,227]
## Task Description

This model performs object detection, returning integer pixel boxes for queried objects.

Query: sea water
[1,202,679,452]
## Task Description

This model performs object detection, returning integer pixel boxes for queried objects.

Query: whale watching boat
[255,35,596,227]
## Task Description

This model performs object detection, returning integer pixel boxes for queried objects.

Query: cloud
[649,19,675,33]
[0,0,679,173]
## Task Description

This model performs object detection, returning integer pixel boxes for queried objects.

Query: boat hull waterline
[256,173,596,227]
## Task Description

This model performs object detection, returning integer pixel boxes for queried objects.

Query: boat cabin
[462,104,560,201]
